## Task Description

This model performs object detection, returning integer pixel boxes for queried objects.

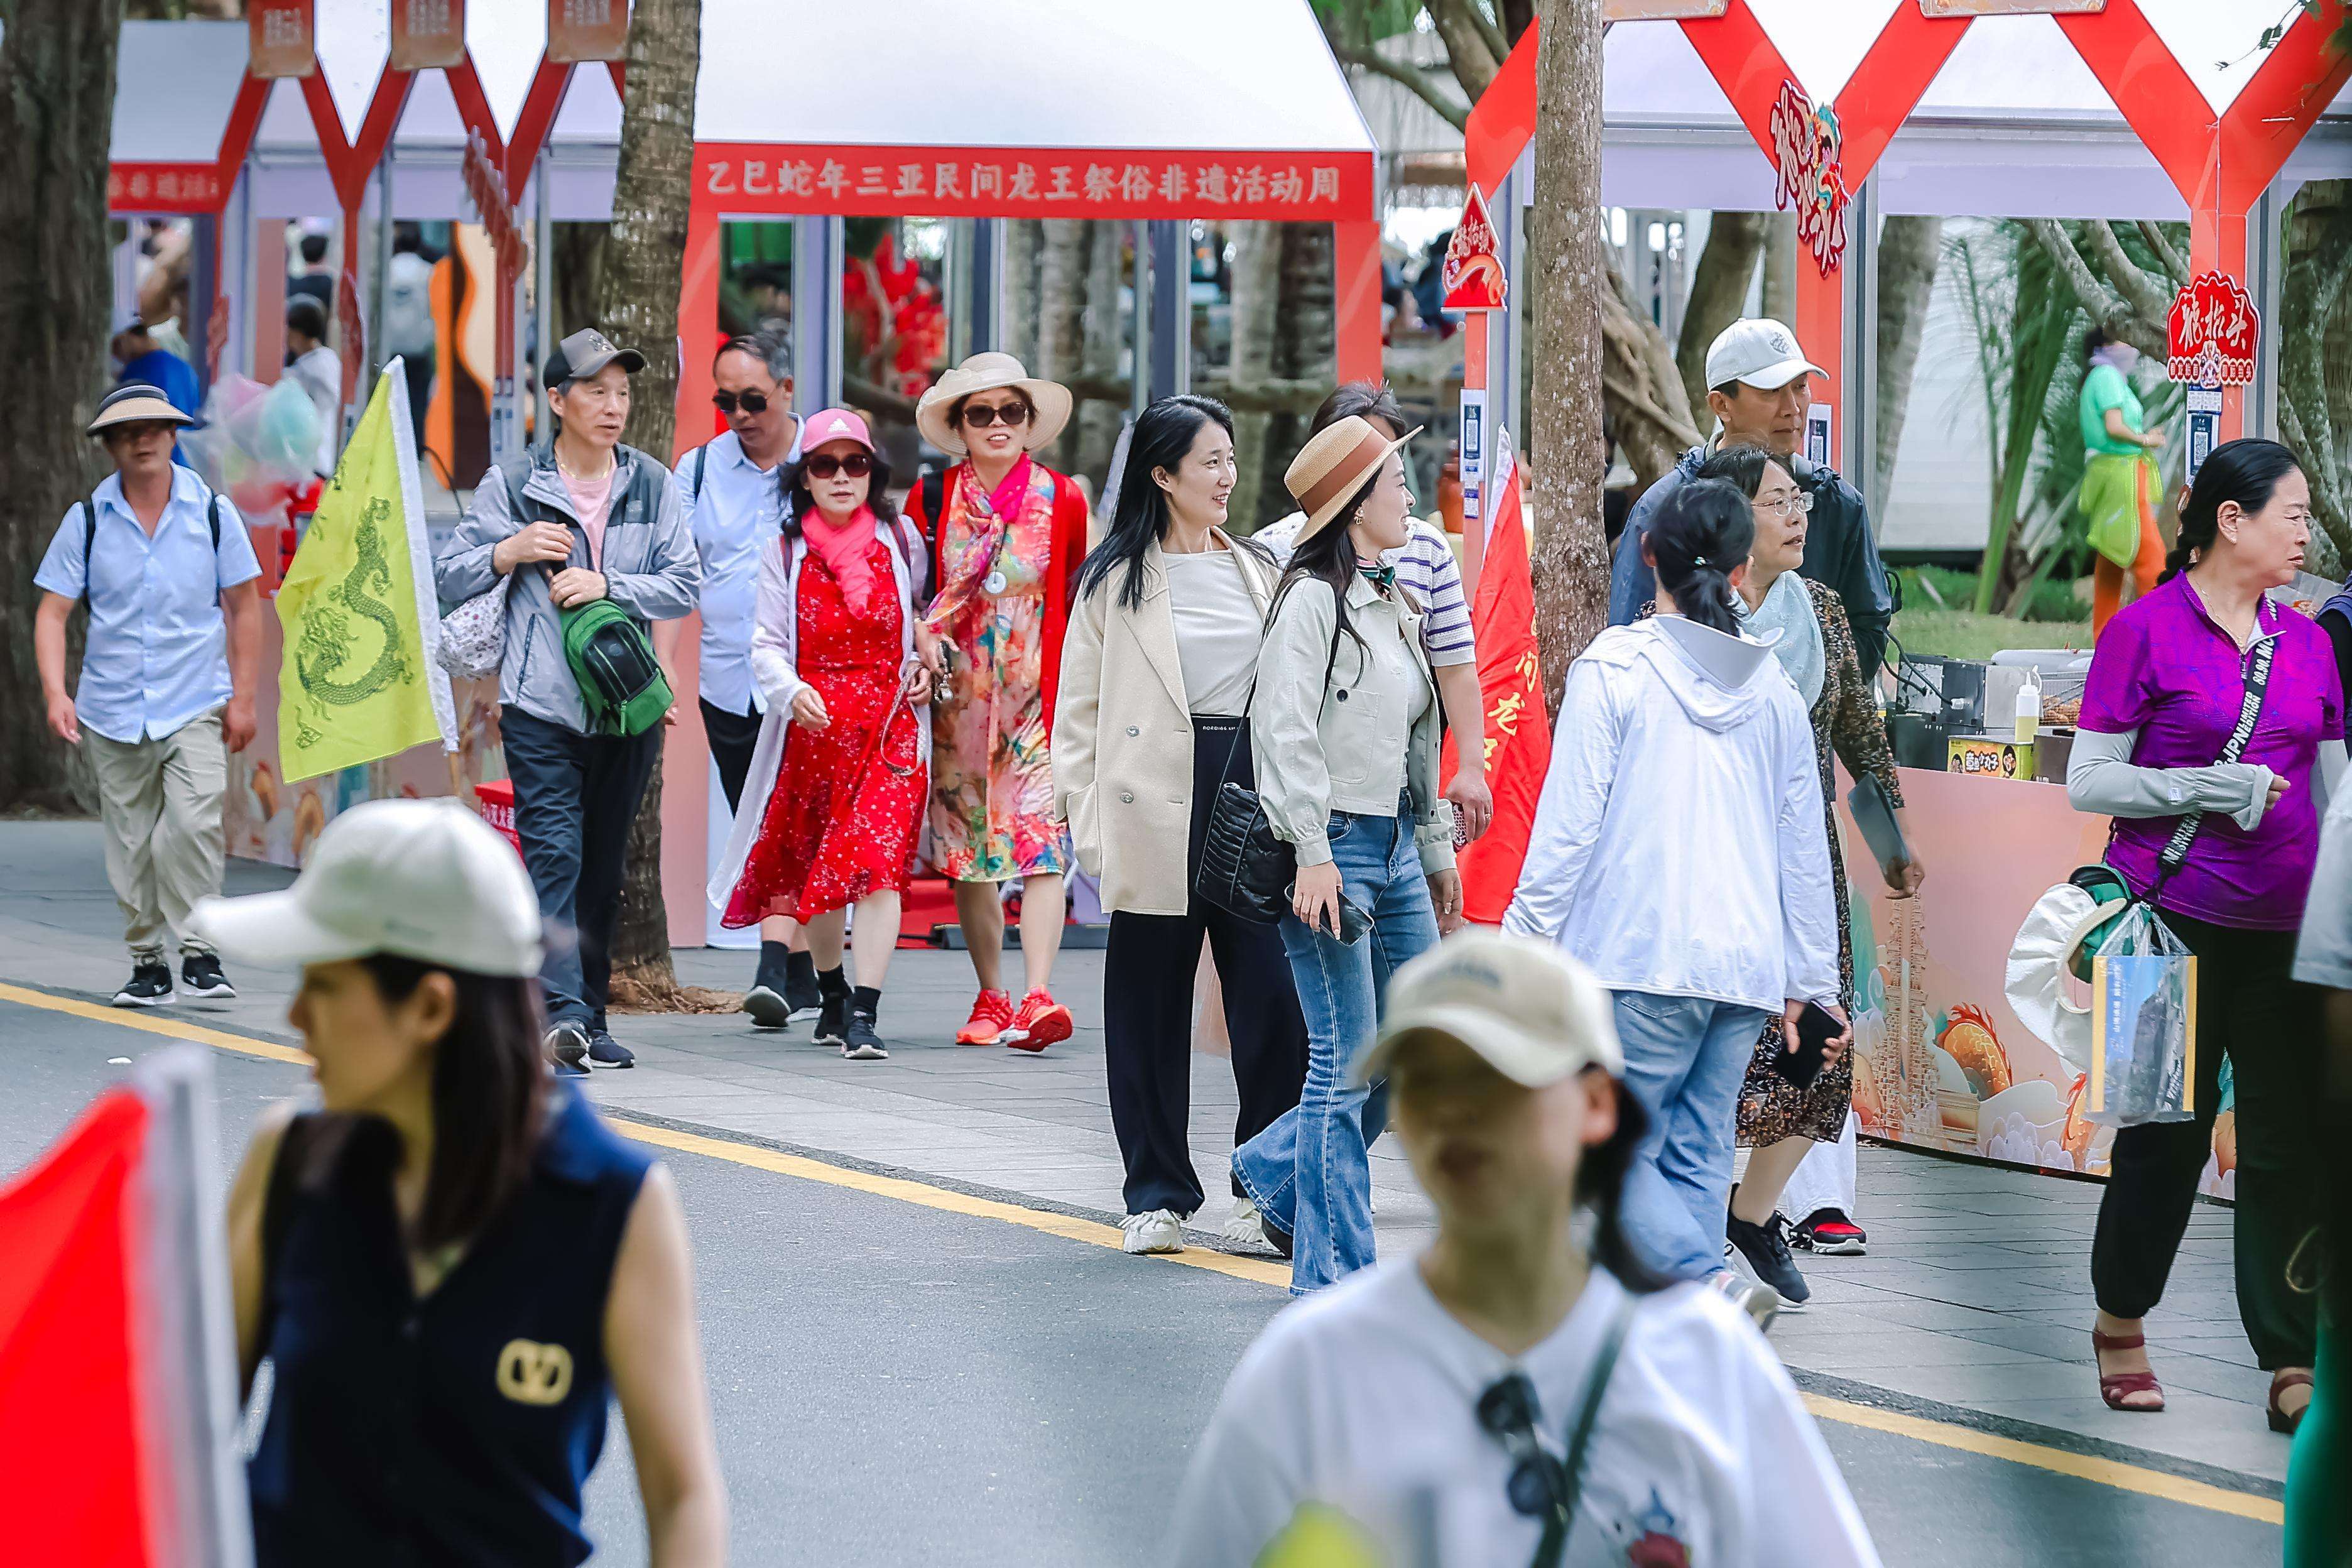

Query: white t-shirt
[289,345,343,476]
[1170,1260,1881,1568]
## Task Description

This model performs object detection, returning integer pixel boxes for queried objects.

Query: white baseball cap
[1351,930,1623,1088]
[192,798,543,977]
[1704,318,1829,393]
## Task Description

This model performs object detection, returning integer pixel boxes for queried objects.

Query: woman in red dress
[711,409,932,1061]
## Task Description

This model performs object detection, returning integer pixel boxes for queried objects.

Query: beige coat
[1052,533,1278,916]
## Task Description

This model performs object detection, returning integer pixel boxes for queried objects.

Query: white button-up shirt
[675,423,800,717]
[35,466,261,744]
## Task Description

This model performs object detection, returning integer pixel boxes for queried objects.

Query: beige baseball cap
[192,798,543,977]
[1352,930,1623,1088]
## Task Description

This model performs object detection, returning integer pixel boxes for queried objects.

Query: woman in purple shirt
[2068,439,2342,1433]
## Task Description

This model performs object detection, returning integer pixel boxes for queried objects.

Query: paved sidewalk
[0,820,2291,1486]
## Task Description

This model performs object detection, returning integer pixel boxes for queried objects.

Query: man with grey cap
[1608,318,1895,679]
[434,329,700,1074]
[33,383,265,1007]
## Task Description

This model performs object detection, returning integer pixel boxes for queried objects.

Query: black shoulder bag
[1194,619,1346,927]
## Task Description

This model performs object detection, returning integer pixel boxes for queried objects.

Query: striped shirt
[1254,512,1476,667]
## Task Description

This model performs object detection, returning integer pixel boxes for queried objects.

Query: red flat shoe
[2091,1329,2165,1413]
[2269,1369,2314,1435]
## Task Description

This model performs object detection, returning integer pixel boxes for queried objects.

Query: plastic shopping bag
[2084,904,2197,1127]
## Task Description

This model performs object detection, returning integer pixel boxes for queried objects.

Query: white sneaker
[1709,1266,1783,1332]
[1121,1209,1185,1255]
[1222,1196,1271,1250]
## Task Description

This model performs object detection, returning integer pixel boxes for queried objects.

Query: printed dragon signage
[1768,80,1851,276]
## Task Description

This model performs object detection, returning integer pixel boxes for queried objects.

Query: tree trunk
[1034,220,1089,472]
[1225,221,1285,532]
[2282,182,2352,564]
[550,222,609,345]
[0,0,124,812]
[1075,221,1126,486]
[1675,211,1769,415]
[1761,212,1797,325]
[1873,214,1944,503]
[1001,219,1042,369]
[599,0,704,1002]
[1528,0,1610,717]
[1601,257,1702,494]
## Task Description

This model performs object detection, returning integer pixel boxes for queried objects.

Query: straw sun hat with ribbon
[86,382,195,438]
[1282,414,1422,545]
[916,351,1074,457]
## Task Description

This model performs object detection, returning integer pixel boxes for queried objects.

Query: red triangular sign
[1440,187,1508,312]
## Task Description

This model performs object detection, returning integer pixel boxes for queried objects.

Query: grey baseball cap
[543,327,647,389]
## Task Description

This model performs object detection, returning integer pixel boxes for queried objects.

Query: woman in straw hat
[200,799,726,1565]
[910,352,1090,1052]
[1231,415,1459,1296]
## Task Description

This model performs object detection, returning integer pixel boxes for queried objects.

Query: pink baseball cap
[800,407,875,454]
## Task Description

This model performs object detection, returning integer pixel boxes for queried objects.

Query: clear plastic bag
[2084,904,2197,1128]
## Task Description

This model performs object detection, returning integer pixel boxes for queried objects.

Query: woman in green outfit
[2290,783,2352,1565]
[2079,325,2166,637]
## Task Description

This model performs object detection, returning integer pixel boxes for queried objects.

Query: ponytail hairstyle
[1577,1077,1670,1294]
[2160,438,2302,584]
[1645,477,1755,635]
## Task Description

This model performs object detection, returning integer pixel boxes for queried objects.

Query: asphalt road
[0,996,2286,1567]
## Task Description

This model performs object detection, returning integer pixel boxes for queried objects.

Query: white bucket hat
[916,351,1073,457]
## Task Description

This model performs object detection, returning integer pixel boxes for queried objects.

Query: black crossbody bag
[1194,624,1347,927]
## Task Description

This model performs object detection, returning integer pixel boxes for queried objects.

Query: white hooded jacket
[1503,615,1839,1013]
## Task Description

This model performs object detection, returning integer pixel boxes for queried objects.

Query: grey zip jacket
[435,444,701,735]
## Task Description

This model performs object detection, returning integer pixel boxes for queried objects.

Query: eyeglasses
[713,389,770,416]
[1475,1373,1567,1523]
[1758,489,1814,520]
[960,401,1032,428]
[805,452,873,480]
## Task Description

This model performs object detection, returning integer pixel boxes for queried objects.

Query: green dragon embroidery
[291,496,413,747]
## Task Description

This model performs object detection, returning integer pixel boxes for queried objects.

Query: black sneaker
[814,992,849,1049]
[1726,1211,1811,1309]
[587,1030,636,1069]
[842,1008,888,1061]
[743,983,791,1030]
[113,959,174,1008]
[545,1020,591,1072]
[784,968,823,1022]
[180,953,236,999]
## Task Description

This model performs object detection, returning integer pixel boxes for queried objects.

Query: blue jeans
[1233,802,1440,1295]
[1610,991,1775,1282]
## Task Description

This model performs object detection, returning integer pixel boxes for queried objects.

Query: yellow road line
[0,982,2292,1522]
[1800,1395,2284,1525]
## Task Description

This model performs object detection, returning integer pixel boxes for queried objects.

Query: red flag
[0,1091,159,1565]
[1439,433,1551,925]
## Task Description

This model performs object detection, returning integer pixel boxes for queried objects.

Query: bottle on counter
[2014,670,2042,746]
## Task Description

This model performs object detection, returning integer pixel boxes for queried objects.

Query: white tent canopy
[112,22,249,165]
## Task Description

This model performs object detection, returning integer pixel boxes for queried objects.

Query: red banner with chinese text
[1439,437,1550,926]
[697,144,1376,221]
[107,165,232,214]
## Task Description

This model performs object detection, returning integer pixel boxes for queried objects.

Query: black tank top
[247,1081,651,1567]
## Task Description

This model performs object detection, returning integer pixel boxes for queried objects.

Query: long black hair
[1695,444,1777,501]
[778,442,897,548]
[1077,394,1265,612]
[1271,473,1380,682]
[1579,1079,1670,1293]
[2160,437,2302,583]
[1645,477,1756,635]
[1310,380,1408,438]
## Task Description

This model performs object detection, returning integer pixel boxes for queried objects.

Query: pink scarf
[803,504,881,614]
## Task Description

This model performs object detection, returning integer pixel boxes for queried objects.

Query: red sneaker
[1793,1212,1868,1256]
[956,989,1016,1046]
[1004,989,1072,1052]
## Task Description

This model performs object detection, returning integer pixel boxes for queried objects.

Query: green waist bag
[560,597,673,737]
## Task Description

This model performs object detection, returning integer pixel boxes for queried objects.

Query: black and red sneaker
[1792,1209,1868,1256]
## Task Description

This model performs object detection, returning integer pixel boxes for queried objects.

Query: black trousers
[1104,717,1309,1217]
[701,697,761,815]
[2091,910,2324,1369]
[501,707,660,1033]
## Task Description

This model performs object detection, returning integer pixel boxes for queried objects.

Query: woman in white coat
[1053,395,1308,1257]
[712,409,932,1061]
[1503,478,1844,1300]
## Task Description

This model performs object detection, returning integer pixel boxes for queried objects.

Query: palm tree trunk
[1761,212,1797,325]
[1076,221,1126,485]
[1676,212,1770,415]
[1225,222,1285,532]
[1528,0,1611,716]
[601,0,704,1001]
[1874,215,1945,502]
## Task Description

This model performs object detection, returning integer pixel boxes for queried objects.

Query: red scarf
[803,504,881,614]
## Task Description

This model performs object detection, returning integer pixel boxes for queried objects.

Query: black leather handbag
[1195,704,1292,925]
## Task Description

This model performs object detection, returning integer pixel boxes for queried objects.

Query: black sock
[817,965,851,1000]
[785,949,817,988]
[852,985,882,1018]
[756,940,792,988]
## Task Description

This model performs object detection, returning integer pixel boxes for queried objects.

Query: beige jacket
[1052,533,1278,917]
[1254,572,1456,874]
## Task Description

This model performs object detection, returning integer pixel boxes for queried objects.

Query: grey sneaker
[587,1030,636,1069]
[545,1020,591,1072]
[743,984,791,1030]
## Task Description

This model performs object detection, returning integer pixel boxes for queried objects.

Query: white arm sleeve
[2065,726,2273,833]
[1502,659,1621,942]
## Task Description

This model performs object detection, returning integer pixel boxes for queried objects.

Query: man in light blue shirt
[660,326,815,1024]
[33,384,264,1007]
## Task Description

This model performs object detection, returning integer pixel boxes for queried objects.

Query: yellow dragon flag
[276,359,455,783]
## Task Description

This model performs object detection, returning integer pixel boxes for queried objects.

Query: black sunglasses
[959,400,1032,428]
[805,452,873,480]
[713,389,770,416]
[1476,1373,1567,1522]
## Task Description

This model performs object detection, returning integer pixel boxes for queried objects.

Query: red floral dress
[725,537,927,925]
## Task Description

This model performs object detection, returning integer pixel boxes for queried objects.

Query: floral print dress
[923,459,1070,882]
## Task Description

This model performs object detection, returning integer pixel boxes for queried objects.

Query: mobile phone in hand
[1773,1003,1842,1090]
